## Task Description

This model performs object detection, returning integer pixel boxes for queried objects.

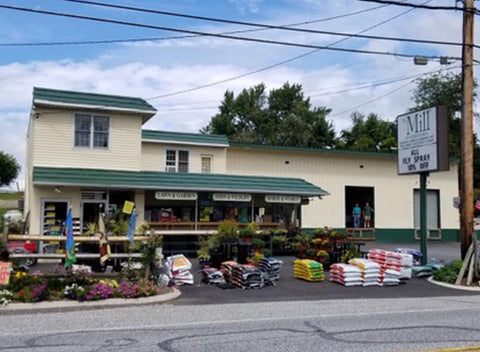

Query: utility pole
[460,0,475,260]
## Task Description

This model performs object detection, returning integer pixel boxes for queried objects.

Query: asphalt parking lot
[176,242,479,305]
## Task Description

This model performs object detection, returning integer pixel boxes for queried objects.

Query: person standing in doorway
[363,202,374,228]
[352,203,361,228]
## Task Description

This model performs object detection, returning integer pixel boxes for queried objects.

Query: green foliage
[137,221,150,235]
[433,259,464,284]
[141,235,163,279]
[410,72,478,159]
[251,238,265,249]
[341,244,361,263]
[108,216,129,236]
[0,192,22,200]
[339,112,396,152]
[272,235,288,247]
[217,220,239,242]
[0,152,20,187]
[316,250,329,258]
[201,83,336,149]
[263,248,272,257]
[7,272,43,292]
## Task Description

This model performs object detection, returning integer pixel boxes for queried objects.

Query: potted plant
[316,250,329,263]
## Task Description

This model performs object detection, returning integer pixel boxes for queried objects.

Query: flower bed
[1,271,168,306]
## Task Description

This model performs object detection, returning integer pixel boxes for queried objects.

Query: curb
[427,277,480,292]
[0,288,181,315]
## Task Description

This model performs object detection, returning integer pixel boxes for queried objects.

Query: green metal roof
[33,87,157,119]
[230,142,397,158]
[32,167,328,197]
[142,130,229,147]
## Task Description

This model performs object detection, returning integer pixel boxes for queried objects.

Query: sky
[0,0,478,189]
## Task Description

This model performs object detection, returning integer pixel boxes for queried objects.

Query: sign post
[419,172,428,265]
[397,106,449,265]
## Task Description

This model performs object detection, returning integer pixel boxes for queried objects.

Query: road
[1,295,480,352]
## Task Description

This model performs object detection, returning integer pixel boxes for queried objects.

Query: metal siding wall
[226,148,459,230]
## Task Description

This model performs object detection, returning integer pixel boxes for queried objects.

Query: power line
[0,4,460,62]
[356,0,463,11]
[329,64,464,117]
[56,0,467,48]
[0,4,390,47]
[148,1,437,100]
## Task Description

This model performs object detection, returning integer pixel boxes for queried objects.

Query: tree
[0,152,20,187]
[410,72,467,158]
[201,82,337,149]
[339,112,396,153]
[410,71,480,187]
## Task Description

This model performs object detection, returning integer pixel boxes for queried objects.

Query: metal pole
[460,0,475,259]
[420,172,428,265]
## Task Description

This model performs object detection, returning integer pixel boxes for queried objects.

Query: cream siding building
[24,88,460,244]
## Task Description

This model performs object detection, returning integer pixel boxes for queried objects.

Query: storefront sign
[213,193,251,202]
[155,191,198,201]
[265,195,301,204]
[0,262,12,286]
[397,106,449,175]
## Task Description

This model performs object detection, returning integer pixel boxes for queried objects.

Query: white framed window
[201,155,212,174]
[165,149,189,173]
[74,114,110,149]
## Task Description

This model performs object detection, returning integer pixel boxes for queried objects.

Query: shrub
[217,220,239,242]
[341,244,361,263]
[433,259,464,284]
[8,271,43,292]
[251,238,265,250]
[263,249,272,257]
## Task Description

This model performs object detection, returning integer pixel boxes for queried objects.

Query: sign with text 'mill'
[397,106,449,175]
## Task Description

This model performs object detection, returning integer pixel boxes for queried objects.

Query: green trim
[230,142,397,158]
[142,130,228,146]
[33,87,157,115]
[302,228,460,243]
[32,166,328,197]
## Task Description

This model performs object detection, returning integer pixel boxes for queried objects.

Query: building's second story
[27,87,157,172]
[27,87,230,175]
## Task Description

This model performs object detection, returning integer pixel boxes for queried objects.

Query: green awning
[33,167,328,197]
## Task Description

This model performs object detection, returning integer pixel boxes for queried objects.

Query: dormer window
[74,114,109,149]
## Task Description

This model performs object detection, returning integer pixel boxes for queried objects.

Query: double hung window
[166,150,189,173]
[74,114,110,148]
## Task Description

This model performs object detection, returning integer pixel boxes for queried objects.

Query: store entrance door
[345,186,375,228]
[81,201,106,231]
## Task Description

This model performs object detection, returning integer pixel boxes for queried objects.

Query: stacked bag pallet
[201,267,226,285]
[231,264,264,289]
[330,263,363,286]
[167,254,194,285]
[349,258,381,286]
[220,260,239,283]
[294,259,325,282]
[367,249,403,286]
[259,257,283,286]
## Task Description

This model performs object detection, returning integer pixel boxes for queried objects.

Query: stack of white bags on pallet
[367,249,409,286]
[166,254,194,285]
[348,258,381,286]
[330,263,363,286]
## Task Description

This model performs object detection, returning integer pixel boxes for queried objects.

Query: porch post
[134,190,145,224]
